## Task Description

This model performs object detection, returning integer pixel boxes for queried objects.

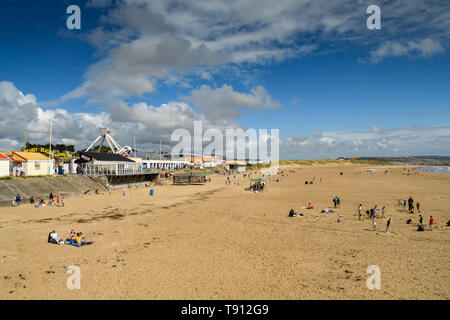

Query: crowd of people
[13,192,65,207]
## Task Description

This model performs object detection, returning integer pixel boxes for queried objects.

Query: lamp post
[48,119,52,176]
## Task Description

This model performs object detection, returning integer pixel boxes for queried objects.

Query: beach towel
[64,241,94,247]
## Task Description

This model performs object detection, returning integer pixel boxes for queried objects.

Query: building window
[35,162,40,170]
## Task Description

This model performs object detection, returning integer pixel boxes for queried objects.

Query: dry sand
[0,164,449,299]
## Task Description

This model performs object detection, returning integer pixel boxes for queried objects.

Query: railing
[85,163,144,176]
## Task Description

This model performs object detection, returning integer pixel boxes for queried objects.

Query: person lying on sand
[321,208,335,213]
[48,231,64,244]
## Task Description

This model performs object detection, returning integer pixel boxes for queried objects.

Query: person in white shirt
[48,231,63,244]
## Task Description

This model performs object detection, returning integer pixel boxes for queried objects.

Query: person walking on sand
[382,206,386,217]
[419,214,423,225]
[358,204,362,215]
[386,218,392,232]
[429,216,434,231]
[408,196,414,212]
[416,202,421,213]
[403,200,407,211]
[373,216,377,231]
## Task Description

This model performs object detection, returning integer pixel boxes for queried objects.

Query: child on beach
[416,202,421,213]
[429,216,434,231]
[68,230,76,243]
[386,218,392,232]
[373,216,377,231]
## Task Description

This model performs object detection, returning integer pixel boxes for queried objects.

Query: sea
[416,166,450,174]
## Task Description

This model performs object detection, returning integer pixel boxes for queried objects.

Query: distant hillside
[354,156,450,166]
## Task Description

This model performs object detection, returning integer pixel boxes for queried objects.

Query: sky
[0,0,449,159]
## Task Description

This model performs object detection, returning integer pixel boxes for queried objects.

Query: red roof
[0,153,9,160]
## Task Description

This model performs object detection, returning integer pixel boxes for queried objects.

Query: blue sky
[1,0,449,159]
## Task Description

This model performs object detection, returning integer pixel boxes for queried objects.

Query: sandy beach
[0,163,449,300]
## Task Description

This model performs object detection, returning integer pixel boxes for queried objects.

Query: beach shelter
[10,152,54,176]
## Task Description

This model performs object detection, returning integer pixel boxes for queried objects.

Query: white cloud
[2,81,450,158]
[0,81,240,152]
[57,0,450,102]
[184,84,280,122]
[281,124,450,159]
[368,38,446,63]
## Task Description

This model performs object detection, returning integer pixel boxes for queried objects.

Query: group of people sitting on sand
[33,193,65,208]
[288,209,303,217]
[13,192,65,207]
[48,230,90,246]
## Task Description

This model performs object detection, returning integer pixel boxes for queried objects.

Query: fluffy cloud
[0,81,238,152]
[280,125,450,159]
[185,84,279,122]
[57,0,450,102]
[0,81,110,150]
[367,38,446,63]
[2,80,450,158]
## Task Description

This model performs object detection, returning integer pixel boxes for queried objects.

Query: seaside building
[0,153,10,177]
[76,152,142,175]
[75,151,160,186]
[10,152,55,176]
[226,160,247,172]
[142,159,190,170]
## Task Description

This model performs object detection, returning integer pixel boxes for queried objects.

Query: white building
[0,153,10,177]
[10,152,54,176]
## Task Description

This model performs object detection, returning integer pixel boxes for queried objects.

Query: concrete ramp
[0,175,107,207]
